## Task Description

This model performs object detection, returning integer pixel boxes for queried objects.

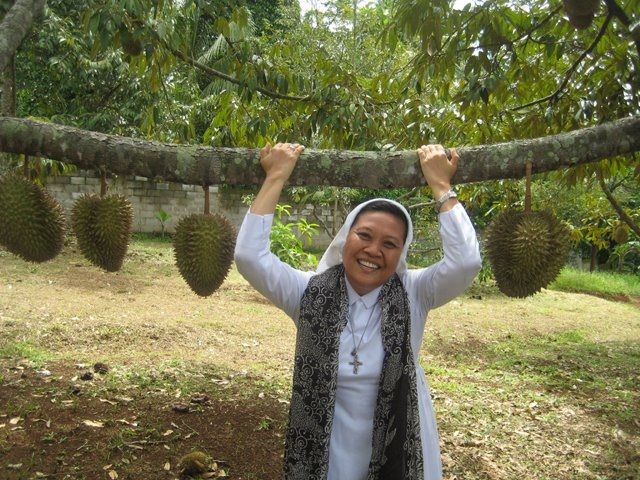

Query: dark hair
[351,200,409,243]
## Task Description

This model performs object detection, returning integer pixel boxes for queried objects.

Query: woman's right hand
[260,142,305,182]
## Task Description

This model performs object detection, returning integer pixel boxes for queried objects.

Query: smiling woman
[234,142,481,480]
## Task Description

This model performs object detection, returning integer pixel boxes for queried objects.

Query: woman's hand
[417,144,458,199]
[260,142,305,182]
[250,142,305,215]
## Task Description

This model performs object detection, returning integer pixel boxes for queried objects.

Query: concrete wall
[45,171,341,247]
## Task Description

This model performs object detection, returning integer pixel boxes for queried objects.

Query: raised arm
[409,144,481,310]
[234,142,312,321]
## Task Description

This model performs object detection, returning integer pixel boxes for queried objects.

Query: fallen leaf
[9,417,21,425]
[7,464,22,469]
[164,444,171,450]
[217,469,228,477]
[102,465,112,470]
[99,398,117,405]
[83,420,104,428]
[164,462,171,471]
[163,429,173,436]
[108,470,118,479]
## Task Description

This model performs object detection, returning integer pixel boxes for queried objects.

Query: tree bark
[0,116,639,188]
[0,0,46,74]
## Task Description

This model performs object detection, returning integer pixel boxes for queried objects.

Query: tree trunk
[0,116,639,188]
[590,244,598,272]
[0,0,46,74]
[596,170,640,237]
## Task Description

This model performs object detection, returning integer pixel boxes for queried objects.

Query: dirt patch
[0,361,288,480]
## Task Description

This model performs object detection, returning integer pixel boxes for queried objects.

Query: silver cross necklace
[347,301,378,375]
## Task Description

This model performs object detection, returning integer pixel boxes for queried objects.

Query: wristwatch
[435,190,457,212]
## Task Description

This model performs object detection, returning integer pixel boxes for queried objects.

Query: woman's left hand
[417,144,458,199]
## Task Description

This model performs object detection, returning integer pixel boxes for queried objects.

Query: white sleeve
[406,203,482,310]
[233,211,313,322]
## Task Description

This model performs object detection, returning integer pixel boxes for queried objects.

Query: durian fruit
[71,193,133,272]
[562,0,599,30]
[120,30,143,56]
[612,223,629,244]
[486,210,571,298]
[179,451,209,476]
[0,173,65,262]
[174,213,236,296]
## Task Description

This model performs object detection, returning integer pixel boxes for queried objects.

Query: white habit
[234,202,481,480]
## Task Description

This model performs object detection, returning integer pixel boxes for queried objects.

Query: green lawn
[550,267,640,297]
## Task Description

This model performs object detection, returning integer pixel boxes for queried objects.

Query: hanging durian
[120,29,143,56]
[0,172,66,262]
[71,170,133,272]
[612,222,629,244]
[174,186,236,296]
[562,0,599,30]
[486,162,571,298]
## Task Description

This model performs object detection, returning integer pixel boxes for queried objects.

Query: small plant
[154,208,171,237]
[257,416,274,431]
[270,204,319,269]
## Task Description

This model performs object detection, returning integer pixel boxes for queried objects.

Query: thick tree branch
[597,170,640,237]
[0,0,46,73]
[512,13,612,112]
[0,116,639,188]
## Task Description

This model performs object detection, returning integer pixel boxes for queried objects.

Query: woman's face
[342,211,406,296]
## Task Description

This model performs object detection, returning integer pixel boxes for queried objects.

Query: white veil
[316,198,414,274]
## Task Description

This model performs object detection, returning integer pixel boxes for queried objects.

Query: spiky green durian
[174,213,236,296]
[562,0,599,16]
[0,173,65,262]
[120,29,143,56]
[612,223,629,244]
[72,194,133,272]
[563,0,598,30]
[486,210,571,298]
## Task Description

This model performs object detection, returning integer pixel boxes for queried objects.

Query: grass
[549,267,640,297]
[0,341,51,367]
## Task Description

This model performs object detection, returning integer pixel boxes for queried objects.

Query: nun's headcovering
[316,198,413,274]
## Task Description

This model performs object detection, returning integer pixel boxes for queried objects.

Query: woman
[234,143,481,480]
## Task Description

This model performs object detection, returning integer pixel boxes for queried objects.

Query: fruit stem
[203,185,210,215]
[525,161,532,213]
[23,154,29,179]
[100,168,108,197]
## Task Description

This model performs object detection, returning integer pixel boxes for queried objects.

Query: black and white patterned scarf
[284,264,424,480]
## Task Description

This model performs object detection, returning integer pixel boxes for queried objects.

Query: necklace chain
[347,301,378,375]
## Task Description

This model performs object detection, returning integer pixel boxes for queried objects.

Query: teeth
[359,260,379,269]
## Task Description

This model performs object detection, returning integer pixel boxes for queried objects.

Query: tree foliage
[2,0,639,269]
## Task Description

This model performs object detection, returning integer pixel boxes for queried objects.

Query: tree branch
[604,0,640,58]
[1,116,639,188]
[0,0,46,73]
[168,46,312,103]
[512,13,612,112]
[597,170,640,237]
